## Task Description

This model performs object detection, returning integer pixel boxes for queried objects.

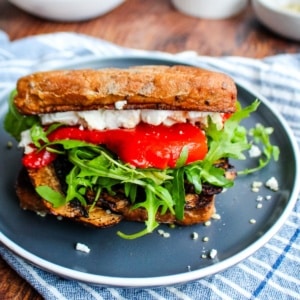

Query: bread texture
[16,167,124,228]
[14,65,237,115]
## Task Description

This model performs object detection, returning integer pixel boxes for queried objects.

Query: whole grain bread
[14,65,237,115]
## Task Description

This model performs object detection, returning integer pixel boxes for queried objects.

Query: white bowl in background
[171,0,248,19]
[252,0,300,41]
[8,0,125,22]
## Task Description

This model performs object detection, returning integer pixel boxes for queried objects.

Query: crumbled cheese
[39,109,224,131]
[163,232,170,238]
[18,130,35,154]
[75,242,91,253]
[248,144,262,158]
[36,211,47,217]
[256,195,263,202]
[114,100,127,110]
[211,213,221,220]
[201,254,207,259]
[249,218,256,224]
[204,220,211,227]
[202,236,209,242]
[209,249,218,259]
[265,177,279,192]
[157,229,170,238]
[256,203,263,209]
[251,181,263,192]
[252,181,263,188]
[265,195,272,200]
[191,232,199,240]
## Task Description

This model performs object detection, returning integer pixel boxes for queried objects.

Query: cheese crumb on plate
[75,242,91,254]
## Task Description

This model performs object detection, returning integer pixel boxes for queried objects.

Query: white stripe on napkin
[240,264,300,299]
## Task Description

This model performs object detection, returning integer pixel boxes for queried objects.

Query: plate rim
[0,54,299,288]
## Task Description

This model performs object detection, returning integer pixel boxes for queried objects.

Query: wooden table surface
[0,0,299,299]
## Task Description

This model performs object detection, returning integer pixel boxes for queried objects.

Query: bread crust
[16,167,124,228]
[14,65,237,115]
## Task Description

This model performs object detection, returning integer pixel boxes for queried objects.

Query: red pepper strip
[22,148,57,169]
[23,122,208,170]
[222,113,232,122]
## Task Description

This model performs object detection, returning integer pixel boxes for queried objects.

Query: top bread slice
[14,65,237,115]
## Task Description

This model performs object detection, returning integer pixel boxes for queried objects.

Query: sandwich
[5,65,261,239]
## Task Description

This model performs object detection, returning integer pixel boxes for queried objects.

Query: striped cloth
[0,31,299,300]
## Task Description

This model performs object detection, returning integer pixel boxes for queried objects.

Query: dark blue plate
[0,56,299,287]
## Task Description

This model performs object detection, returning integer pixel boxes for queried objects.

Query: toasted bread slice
[16,167,123,228]
[14,65,237,115]
[16,166,216,227]
[16,157,236,228]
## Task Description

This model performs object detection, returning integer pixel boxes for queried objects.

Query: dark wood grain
[1,0,300,57]
[0,0,299,299]
[0,258,42,299]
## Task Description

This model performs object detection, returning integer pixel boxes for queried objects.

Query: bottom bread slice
[16,165,218,228]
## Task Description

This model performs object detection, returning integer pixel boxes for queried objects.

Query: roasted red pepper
[23,122,208,169]
[22,148,57,169]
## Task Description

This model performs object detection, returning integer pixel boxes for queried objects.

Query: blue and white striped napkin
[0,31,299,300]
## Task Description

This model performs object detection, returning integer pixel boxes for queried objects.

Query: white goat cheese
[249,145,262,158]
[39,109,224,130]
[211,213,221,220]
[209,249,218,259]
[251,181,263,192]
[265,177,279,192]
[19,130,35,154]
[191,232,199,240]
[114,100,127,110]
[75,242,91,254]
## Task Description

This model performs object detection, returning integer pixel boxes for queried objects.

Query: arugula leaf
[184,100,260,190]
[4,90,40,141]
[65,166,89,205]
[184,164,203,194]
[172,167,185,220]
[35,186,66,208]
[117,188,161,239]
[30,123,49,148]
[63,146,175,239]
[124,182,137,203]
[175,146,189,168]
[204,100,260,165]
[30,123,62,148]
[238,123,280,175]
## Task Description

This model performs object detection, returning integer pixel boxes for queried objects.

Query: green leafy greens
[4,94,279,239]
[238,123,280,175]
[4,90,40,141]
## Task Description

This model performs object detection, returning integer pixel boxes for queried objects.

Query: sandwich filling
[19,109,228,169]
